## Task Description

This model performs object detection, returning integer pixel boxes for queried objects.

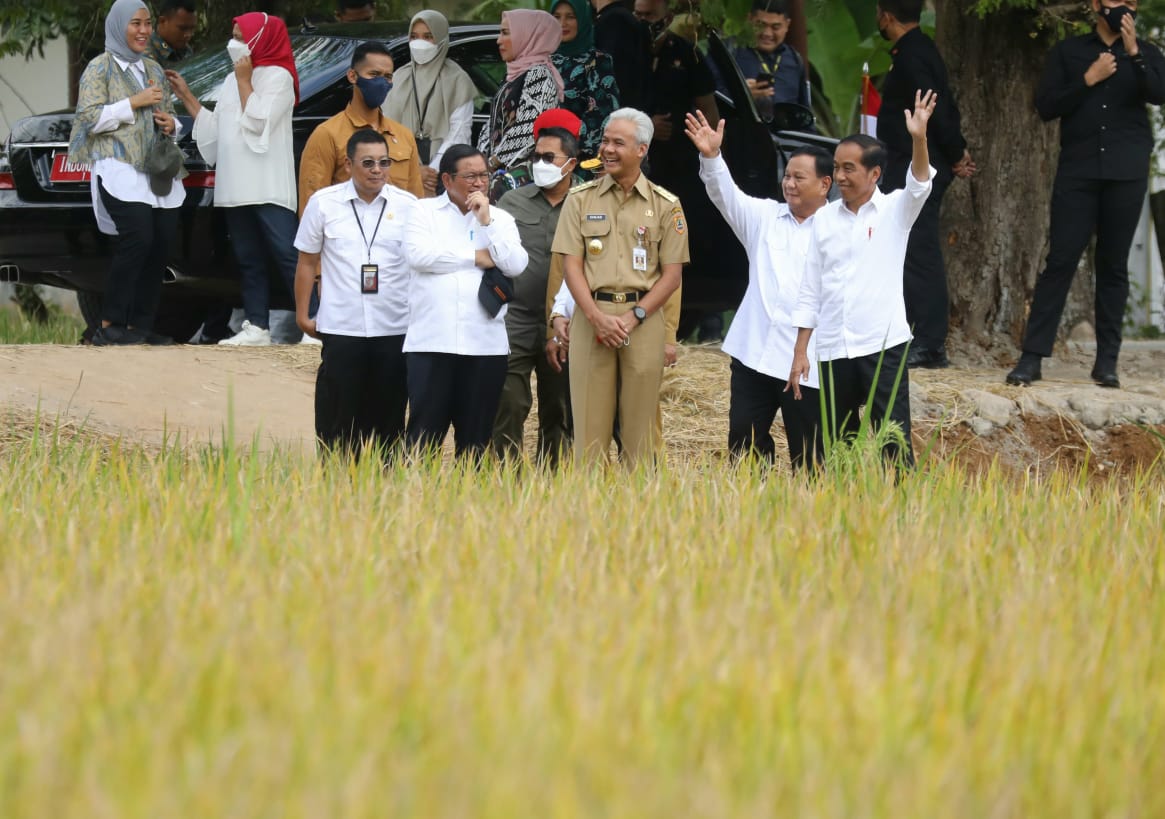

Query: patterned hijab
[502,9,564,98]
[552,0,595,59]
[235,12,300,104]
[105,0,149,65]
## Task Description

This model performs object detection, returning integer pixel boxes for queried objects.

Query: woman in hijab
[166,12,303,347]
[383,11,478,198]
[477,9,564,172]
[68,0,185,346]
[551,0,620,159]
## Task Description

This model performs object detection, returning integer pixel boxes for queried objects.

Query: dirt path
[0,345,317,451]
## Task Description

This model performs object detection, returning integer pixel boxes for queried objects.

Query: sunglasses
[530,152,568,164]
[358,158,392,169]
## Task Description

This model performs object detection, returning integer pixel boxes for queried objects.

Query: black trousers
[406,352,509,459]
[1022,174,1147,362]
[98,182,180,331]
[315,333,408,462]
[817,342,914,467]
[728,358,824,470]
[886,159,952,350]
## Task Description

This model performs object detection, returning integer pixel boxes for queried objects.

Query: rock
[962,388,1016,427]
[968,417,996,436]
[1068,395,1112,429]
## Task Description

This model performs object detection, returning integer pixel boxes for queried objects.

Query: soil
[1,340,1163,476]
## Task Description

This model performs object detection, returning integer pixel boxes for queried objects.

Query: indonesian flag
[860,63,880,138]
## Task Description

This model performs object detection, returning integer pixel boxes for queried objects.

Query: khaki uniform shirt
[552,172,690,293]
[297,102,423,216]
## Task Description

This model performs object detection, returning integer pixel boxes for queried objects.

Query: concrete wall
[0,37,70,144]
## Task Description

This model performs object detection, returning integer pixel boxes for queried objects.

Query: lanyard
[350,198,387,263]
[411,78,442,139]
[753,49,782,76]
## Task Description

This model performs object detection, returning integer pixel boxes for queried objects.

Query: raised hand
[1120,11,1139,56]
[1085,52,1117,86]
[683,110,725,159]
[904,88,937,141]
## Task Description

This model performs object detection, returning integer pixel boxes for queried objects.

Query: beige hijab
[383,11,478,153]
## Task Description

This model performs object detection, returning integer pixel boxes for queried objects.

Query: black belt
[593,290,644,304]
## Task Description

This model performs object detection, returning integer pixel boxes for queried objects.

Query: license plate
[50,152,92,183]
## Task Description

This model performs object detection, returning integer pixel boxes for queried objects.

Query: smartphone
[755,72,774,85]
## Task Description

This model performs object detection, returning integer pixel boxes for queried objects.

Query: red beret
[533,108,582,140]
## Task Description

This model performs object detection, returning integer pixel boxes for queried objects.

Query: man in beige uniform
[552,108,688,466]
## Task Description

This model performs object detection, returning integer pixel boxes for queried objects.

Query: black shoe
[137,330,175,346]
[1005,354,1042,386]
[906,346,950,369]
[91,325,146,346]
[1090,367,1120,389]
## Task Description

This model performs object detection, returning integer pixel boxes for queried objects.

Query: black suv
[0,23,833,340]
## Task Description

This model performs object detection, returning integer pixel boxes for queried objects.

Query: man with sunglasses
[404,145,529,460]
[293,130,418,462]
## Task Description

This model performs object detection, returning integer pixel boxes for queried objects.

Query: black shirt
[1036,30,1165,180]
[877,27,966,171]
[594,3,651,111]
[645,32,716,179]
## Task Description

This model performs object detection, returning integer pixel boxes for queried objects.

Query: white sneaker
[218,320,271,347]
[298,333,322,346]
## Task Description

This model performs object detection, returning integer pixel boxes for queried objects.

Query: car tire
[77,288,207,344]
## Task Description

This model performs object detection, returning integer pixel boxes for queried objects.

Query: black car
[0,23,832,340]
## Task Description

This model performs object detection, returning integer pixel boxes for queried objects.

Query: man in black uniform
[876,0,974,369]
[1007,0,1165,389]
[634,0,728,340]
[592,0,652,111]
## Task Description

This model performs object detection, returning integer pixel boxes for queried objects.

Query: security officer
[551,107,688,466]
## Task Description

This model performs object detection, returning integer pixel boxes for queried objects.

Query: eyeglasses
[358,158,392,169]
[453,172,492,183]
[530,152,568,164]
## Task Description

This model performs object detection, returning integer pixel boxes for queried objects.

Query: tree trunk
[936,0,1095,351]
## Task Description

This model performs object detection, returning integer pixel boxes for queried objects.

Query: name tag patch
[586,214,607,221]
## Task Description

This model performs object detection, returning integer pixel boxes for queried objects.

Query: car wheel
[77,289,207,343]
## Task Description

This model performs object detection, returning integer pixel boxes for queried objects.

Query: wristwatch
[632,306,647,324]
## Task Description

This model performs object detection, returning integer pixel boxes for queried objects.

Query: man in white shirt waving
[294,130,417,462]
[788,90,937,468]
[404,144,529,459]
[685,110,832,470]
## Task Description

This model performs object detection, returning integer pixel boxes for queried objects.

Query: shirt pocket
[581,218,612,260]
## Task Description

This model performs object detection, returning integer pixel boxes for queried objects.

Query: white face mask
[226,38,251,63]
[409,39,439,65]
[532,159,571,189]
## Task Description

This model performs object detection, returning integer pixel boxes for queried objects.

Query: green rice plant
[0,303,85,345]
[1,427,1164,818]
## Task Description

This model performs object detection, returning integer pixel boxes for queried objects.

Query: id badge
[632,246,648,273]
[361,263,379,294]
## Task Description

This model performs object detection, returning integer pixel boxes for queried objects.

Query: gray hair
[605,108,654,146]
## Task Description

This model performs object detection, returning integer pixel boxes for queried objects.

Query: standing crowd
[67,0,1164,467]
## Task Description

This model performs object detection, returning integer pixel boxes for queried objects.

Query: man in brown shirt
[551,108,689,467]
[297,41,424,216]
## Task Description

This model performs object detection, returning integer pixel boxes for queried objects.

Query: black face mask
[648,18,669,40]
[1100,5,1136,35]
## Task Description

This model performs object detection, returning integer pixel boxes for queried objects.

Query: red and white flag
[860,63,880,137]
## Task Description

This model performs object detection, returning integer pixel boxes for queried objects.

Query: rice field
[1,413,1163,819]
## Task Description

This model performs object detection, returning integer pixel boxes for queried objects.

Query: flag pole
[861,62,870,136]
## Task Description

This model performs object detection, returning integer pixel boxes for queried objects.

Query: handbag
[144,126,188,196]
[477,266,514,319]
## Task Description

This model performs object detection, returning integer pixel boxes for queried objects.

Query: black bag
[477,266,513,319]
[416,136,432,166]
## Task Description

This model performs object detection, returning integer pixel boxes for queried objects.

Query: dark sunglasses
[358,158,392,169]
[530,152,569,164]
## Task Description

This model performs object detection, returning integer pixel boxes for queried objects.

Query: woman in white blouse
[68,0,186,346]
[167,12,302,346]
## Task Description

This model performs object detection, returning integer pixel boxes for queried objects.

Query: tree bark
[936,0,1095,351]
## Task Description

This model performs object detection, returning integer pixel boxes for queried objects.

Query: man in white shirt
[684,110,831,469]
[788,90,937,468]
[293,130,417,461]
[404,144,529,459]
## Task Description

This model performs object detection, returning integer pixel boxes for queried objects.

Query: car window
[174,35,354,111]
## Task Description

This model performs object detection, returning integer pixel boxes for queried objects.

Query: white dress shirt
[791,167,934,361]
[192,65,297,211]
[700,153,819,388]
[294,180,417,337]
[89,55,186,235]
[403,193,528,356]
